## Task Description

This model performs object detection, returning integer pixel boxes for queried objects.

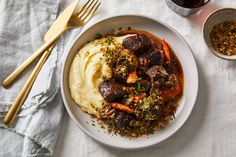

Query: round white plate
[61,15,199,149]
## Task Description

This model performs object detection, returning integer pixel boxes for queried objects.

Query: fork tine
[79,0,98,18]
[74,0,94,16]
[80,0,100,22]
[76,0,96,17]
[83,2,101,22]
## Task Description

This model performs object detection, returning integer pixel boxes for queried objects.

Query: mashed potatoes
[69,34,135,117]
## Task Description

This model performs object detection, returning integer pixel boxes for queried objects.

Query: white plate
[61,15,199,149]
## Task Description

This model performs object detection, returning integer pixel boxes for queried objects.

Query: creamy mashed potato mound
[69,34,135,117]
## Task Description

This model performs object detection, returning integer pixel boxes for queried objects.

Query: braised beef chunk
[139,56,148,67]
[113,65,129,83]
[138,50,163,71]
[138,57,148,74]
[99,81,127,102]
[146,65,168,81]
[119,49,138,70]
[122,35,151,55]
[113,49,138,82]
[146,50,163,66]
[114,111,128,130]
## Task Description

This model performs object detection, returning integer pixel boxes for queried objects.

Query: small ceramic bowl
[203,8,236,60]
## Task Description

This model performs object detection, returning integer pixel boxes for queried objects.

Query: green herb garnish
[107,36,114,45]
[135,83,141,92]
[102,75,107,80]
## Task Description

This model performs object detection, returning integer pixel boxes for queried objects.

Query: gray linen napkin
[0,0,65,156]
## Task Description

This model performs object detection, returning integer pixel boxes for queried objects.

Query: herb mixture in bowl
[69,29,184,137]
[210,21,236,56]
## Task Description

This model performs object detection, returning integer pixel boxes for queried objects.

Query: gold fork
[2,0,101,88]
[3,0,101,125]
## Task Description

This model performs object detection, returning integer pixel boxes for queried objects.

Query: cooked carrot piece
[162,39,171,64]
[108,103,134,113]
[128,96,141,103]
[162,85,181,102]
[126,71,138,84]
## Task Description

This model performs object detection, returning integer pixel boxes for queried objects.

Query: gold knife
[3,0,80,125]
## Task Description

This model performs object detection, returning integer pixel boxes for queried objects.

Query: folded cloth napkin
[0,0,66,156]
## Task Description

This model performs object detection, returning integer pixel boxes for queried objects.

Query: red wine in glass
[172,0,205,8]
[165,0,211,16]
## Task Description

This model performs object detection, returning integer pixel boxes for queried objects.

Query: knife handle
[3,44,54,125]
[2,29,64,88]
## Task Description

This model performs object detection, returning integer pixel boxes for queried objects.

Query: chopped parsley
[135,83,141,92]
[102,75,107,80]
[107,36,114,45]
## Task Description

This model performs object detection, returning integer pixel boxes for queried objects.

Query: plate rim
[61,14,199,149]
